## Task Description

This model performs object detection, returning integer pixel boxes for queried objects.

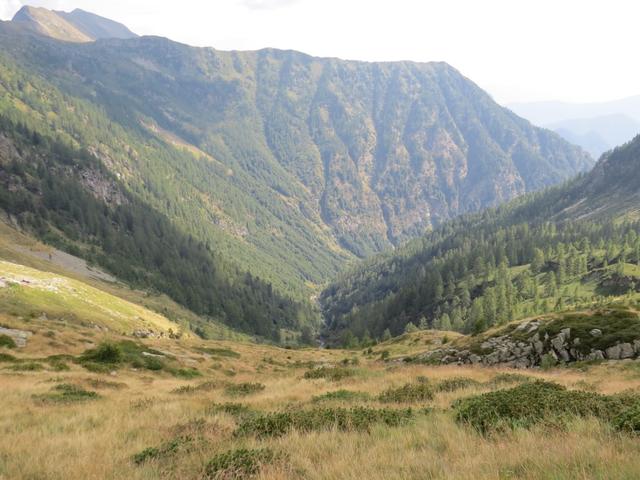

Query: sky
[1,0,639,104]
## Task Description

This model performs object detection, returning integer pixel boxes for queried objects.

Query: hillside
[0,115,316,341]
[0,11,591,299]
[320,135,640,345]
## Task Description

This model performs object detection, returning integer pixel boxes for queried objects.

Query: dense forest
[321,136,640,346]
[0,116,317,341]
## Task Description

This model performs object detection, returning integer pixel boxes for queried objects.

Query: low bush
[311,390,371,403]
[131,435,193,465]
[80,342,123,364]
[612,401,640,433]
[436,377,481,393]
[33,384,99,404]
[204,448,278,479]
[454,381,628,433]
[9,362,44,371]
[225,383,265,397]
[303,367,354,381]
[206,402,257,422]
[0,352,16,362]
[378,382,434,403]
[235,406,414,438]
[0,334,16,349]
[171,381,219,394]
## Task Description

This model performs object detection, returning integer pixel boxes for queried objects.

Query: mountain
[508,95,640,126]
[10,6,137,42]
[509,97,640,157]
[320,134,640,345]
[0,9,592,338]
[546,114,640,158]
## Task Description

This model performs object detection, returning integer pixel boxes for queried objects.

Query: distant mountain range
[0,6,594,338]
[510,98,640,158]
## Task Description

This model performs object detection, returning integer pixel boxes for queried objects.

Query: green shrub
[171,381,219,394]
[436,377,481,392]
[172,367,202,379]
[311,390,371,403]
[206,402,257,422]
[303,367,354,381]
[9,362,44,371]
[540,353,557,370]
[204,448,277,479]
[612,401,640,433]
[225,383,265,397]
[235,406,414,438]
[454,381,626,433]
[0,334,16,349]
[131,435,193,465]
[378,382,434,403]
[0,352,16,362]
[33,384,99,404]
[81,343,122,364]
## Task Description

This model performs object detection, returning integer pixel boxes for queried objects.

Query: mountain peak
[11,5,137,43]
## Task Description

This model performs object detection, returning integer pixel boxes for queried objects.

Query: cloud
[0,0,24,20]
[239,0,301,10]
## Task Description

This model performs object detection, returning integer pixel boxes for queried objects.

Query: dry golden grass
[3,319,640,480]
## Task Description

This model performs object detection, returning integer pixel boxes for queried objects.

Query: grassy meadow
[3,317,640,479]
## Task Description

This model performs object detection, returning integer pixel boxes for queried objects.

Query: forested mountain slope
[0,14,591,285]
[0,116,316,341]
[320,136,640,345]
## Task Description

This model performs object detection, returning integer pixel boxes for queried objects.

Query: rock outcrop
[407,319,640,369]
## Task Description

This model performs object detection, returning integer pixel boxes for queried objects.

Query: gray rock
[586,350,605,361]
[590,329,602,337]
[620,343,635,359]
[533,340,544,355]
[560,328,571,340]
[605,344,622,360]
[469,354,482,364]
[633,340,640,353]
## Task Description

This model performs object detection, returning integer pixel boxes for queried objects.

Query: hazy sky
[1,0,638,104]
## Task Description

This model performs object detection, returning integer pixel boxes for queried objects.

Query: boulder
[590,329,602,337]
[619,343,635,359]
[605,344,622,360]
[586,350,605,361]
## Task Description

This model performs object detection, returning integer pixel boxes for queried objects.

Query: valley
[1,3,640,479]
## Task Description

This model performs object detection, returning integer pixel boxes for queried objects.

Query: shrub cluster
[454,381,631,433]
[311,390,371,403]
[206,402,257,422]
[204,448,278,479]
[435,377,481,393]
[225,383,266,397]
[378,382,434,403]
[171,381,219,394]
[0,334,17,349]
[33,384,99,404]
[235,406,413,438]
[131,435,194,465]
[78,341,200,378]
[303,367,354,381]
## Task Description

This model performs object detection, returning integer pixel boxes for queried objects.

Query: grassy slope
[0,220,245,340]
[3,315,640,479]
